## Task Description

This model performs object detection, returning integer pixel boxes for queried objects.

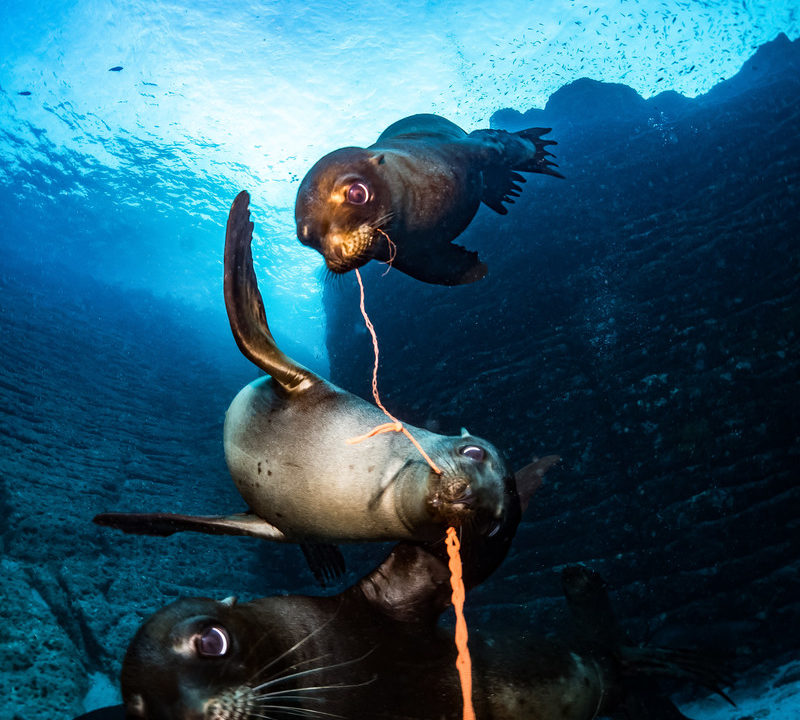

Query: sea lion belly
[223,376,425,540]
[224,376,510,542]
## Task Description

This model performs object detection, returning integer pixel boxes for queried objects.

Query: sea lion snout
[424,433,512,528]
[295,147,393,274]
[319,224,378,273]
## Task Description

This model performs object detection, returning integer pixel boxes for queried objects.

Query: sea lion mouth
[428,476,488,526]
[323,224,379,273]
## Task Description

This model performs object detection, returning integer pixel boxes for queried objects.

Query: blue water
[1,1,799,718]
[2,0,797,368]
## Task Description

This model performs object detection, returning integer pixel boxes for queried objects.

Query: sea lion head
[416,428,517,534]
[295,147,393,273]
[122,596,327,720]
[121,597,251,719]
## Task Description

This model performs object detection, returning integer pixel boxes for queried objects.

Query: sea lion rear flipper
[300,542,347,586]
[391,239,487,285]
[562,566,735,711]
[481,169,526,215]
[93,510,289,541]
[470,127,563,214]
[225,191,316,391]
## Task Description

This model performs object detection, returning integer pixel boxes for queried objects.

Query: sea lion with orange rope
[94,191,525,581]
[295,113,563,285]
[101,547,732,720]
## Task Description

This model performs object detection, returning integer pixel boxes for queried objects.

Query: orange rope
[446,526,475,720]
[345,269,442,476]
[346,268,474,720]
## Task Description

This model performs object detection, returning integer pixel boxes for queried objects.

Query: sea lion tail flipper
[93,510,289,541]
[224,191,316,391]
[391,239,487,285]
[514,454,560,512]
[619,646,736,707]
[300,542,347,586]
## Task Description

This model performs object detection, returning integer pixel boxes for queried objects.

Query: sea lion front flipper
[72,705,126,720]
[515,454,561,512]
[225,190,316,391]
[391,238,487,285]
[480,169,526,215]
[93,510,289,541]
[300,542,347,586]
[356,542,452,624]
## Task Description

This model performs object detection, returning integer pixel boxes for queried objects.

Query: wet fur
[120,557,730,720]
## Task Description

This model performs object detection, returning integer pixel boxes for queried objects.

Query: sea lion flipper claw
[224,191,316,391]
[93,510,289,541]
[300,542,347,586]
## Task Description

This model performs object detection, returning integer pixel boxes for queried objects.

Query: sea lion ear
[220,596,238,607]
[370,153,385,166]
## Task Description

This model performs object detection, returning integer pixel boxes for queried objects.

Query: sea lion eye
[196,626,229,657]
[345,182,370,205]
[459,445,486,461]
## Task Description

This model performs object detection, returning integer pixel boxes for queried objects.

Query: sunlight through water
[1,0,797,359]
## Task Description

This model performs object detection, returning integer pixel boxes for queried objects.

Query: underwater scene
[1,1,799,718]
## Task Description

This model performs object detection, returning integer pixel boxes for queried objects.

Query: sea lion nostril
[439,476,473,503]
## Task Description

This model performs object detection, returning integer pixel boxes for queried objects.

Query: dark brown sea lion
[95,192,534,580]
[295,113,563,285]
[116,553,731,720]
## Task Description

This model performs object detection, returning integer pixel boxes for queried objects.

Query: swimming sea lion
[95,192,524,577]
[295,113,563,285]
[116,551,731,720]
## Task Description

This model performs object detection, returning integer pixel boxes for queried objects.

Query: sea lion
[95,191,527,578]
[115,552,731,720]
[295,113,563,285]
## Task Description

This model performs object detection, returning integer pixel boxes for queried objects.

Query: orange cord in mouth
[375,228,397,276]
[346,268,475,720]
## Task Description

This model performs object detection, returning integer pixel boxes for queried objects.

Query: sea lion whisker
[249,652,334,687]
[254,675,378,700]
[252,648,375,693]
[251,656,334,692]
[253,693,327,703]
[370,212,395,233]
[248,609,345,687]
[252,705,346,719]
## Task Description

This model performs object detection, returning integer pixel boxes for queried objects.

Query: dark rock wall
[0,263,314,719]
[324,36,800,672]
